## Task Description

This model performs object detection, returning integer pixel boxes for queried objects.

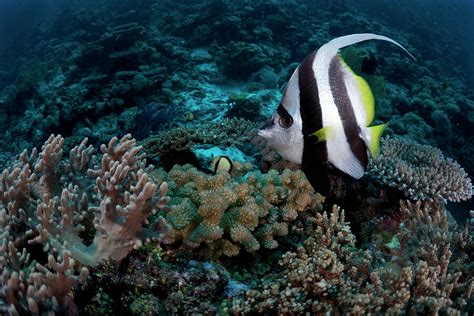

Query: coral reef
[0,0,472,180]
[157,163,324,258]
[0,134,170,314]
[0,1,472,314]
[369,137,472,202]
[231,201,473,314]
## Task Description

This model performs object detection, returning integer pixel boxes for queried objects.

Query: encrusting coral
[368,136,473,202]
[155,163,324,258]
[0,134,171,315]
[142,117,258,160]
[231,201,473,315]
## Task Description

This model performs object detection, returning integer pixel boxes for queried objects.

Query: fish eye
[278,115,293,128]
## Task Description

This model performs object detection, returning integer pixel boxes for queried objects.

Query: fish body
[259,33,414,194]
[212,155,233,174]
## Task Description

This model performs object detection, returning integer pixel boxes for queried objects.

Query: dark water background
[0,0,69,50]
[354,0,474,84]
[1,0,473,87]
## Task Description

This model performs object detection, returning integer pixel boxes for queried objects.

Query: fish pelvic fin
[365,123,387,159]
[320,33,416,61]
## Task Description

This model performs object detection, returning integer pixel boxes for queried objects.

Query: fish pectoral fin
[309,125,337,143]
[366,123,387,159]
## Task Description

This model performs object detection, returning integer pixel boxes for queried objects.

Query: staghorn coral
[0,134,171,314]
[231,201,473,315]
[156,163,324,258]
[394,200,473,314]
[0,134,170,266]
[231,205,379,314]
[368,137,472,202]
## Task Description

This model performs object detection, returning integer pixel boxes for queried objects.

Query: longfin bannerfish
[258,33,415,195]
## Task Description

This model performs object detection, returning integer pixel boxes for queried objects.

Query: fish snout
[257,129,271,139]
[259,118,274,130]
[258,119,275,139]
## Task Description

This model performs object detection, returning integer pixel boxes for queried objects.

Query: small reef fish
[259,33,415,195]
[211,155,233,174]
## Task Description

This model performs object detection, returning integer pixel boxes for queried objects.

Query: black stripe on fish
[276,103,288,116]
[298,50,330,194]
[328,55,368,170]
[276,103,293,128]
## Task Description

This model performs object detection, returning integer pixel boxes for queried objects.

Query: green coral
[130,294,161,315]
[84,287,115,316]
[156,162,324,257]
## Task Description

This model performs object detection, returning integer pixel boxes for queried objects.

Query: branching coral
[231,201,473,314]
[29,135,171,265]
[156,163,324,257]
[368,137,472,202]
[231,205,377,314]
[394,200,473,314]
[0,134,170,314]
[1,232,89,315]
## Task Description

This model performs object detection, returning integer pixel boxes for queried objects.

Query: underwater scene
[0,0,473,314]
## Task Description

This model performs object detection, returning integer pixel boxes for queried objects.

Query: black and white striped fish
[258,33,415,195]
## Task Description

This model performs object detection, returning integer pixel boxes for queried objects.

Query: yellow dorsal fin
[355,75,375,125]
[338,55,375,126]
[367,123,387,158]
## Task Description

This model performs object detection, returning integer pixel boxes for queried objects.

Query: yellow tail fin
[367,123,387,158]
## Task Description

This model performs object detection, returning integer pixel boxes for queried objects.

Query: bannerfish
[258,33,415,195]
